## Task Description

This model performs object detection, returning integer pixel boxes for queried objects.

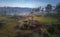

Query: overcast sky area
[0,0,60,8]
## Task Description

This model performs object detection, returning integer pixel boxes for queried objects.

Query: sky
[0,0,60,8]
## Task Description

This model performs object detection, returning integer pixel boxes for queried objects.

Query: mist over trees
[55,3,60,17]
[45,4,52,13]
[0,3,60,18]
[45,4,52,16]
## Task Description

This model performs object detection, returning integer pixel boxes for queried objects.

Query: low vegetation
[0,15,59,37]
